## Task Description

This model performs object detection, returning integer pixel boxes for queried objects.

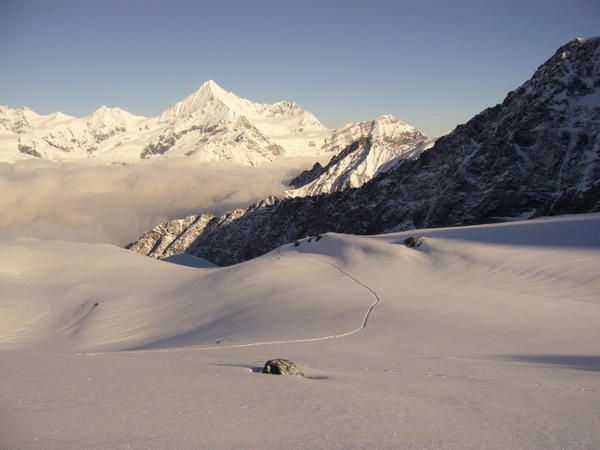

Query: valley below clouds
[0,157,313,245]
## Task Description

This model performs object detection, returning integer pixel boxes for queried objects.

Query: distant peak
[550,36,600,61]
[92,105,127,115]
[87,106,146,122]
[373,114,416,129]
[157,79,242,123]
[16,106,40,118]
[374,114,400,122]
[197,79,229,96]
[204,79,219,88]
[11,106,39,117]
[184,79,237,105]
[572,36,600,45]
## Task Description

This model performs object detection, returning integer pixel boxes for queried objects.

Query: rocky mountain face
[0,80,329,164]
[286,115,434,197]
[128,38,600,266]
[288,162,325,188]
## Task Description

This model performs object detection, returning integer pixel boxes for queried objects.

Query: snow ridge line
[85,256,381,355]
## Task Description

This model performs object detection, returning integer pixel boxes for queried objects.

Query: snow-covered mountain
[129,37,600,266]
[1,82,435,177]
[0,80,330,164]
[12,106,146,160]
[287,115,434,197]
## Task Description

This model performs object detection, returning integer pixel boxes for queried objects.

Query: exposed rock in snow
[404,236,424,248]
[126,214,216,259]
[262,359,304,376]
[128,38,600,266]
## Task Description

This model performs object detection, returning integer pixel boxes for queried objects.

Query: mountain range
[0,80,324,164]
[128,37,600,266]
[0,80,430,172]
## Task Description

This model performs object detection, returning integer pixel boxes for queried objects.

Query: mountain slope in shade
[0,80,330,165]
[287,115,434,197]
[288,161,326,188]
[128,37,600,265]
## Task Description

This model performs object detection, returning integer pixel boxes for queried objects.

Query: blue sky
[1,0,598,136]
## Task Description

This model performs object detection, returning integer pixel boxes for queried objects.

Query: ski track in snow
[86,256,382,356]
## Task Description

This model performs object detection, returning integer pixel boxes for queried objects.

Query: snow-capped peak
[157,79,251,124]
[0,105,66,133]
[287,114,433,197]
[87,105,146,122]
[190,79,235,106]
[200,79,228,96]
[370,115,420,138]
[92,105,126,114]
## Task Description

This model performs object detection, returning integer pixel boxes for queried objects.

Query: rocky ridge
[287,115,434,197]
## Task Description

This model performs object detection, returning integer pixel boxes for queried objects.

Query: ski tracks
[87,255,382,355]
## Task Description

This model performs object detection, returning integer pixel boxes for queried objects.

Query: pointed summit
[157,79,244,124]
[191,80,232,103]
[198,79,227,95]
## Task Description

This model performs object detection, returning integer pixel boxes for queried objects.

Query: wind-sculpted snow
[129,38,600,266]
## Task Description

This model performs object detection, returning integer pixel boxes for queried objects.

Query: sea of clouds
[0,158,313,246]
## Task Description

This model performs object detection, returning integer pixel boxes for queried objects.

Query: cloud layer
[0,158,312,246]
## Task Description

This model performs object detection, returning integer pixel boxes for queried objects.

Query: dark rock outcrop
[288,162,325,188]
[262,359,304,376]
[404,237,424,248]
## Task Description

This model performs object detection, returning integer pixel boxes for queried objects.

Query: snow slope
[1,214,599,448]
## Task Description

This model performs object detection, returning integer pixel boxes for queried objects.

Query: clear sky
[1,0,598,137]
